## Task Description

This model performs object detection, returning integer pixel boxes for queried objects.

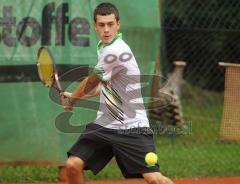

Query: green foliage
[0,166,58,183]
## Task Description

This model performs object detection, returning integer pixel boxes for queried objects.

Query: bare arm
[72,76,100,100]
[61,75,101,111]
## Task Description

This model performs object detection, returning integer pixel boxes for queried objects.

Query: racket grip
[62,92,72,98]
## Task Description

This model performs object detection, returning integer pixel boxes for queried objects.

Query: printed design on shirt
[102,82,124,123]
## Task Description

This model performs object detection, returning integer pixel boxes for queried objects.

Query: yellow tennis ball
[145,152,158,166]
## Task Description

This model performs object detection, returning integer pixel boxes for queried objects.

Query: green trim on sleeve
[90,66,108,83]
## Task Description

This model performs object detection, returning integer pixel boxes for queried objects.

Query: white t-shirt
[94,34,149,129]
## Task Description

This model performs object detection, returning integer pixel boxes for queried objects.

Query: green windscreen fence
[0,0,160,163]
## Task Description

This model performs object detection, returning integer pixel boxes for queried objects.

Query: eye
[98,23,105,27]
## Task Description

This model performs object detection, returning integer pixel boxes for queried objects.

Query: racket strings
[37,48,55,87]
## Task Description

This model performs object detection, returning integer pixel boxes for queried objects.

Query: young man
[62,2,174,184]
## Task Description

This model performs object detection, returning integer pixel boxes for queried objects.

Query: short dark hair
[94,2,119,22]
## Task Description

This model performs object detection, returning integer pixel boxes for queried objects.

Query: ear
[117,20,121,30]
[94,22,97,31]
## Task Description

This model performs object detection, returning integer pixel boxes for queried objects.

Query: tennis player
[62,2,174,184]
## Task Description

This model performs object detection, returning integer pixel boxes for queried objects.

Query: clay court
[87,177,240,184]
[28,177,240,184]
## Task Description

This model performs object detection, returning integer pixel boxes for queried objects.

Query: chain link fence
[156,0,240,178]
[161,0,240,89]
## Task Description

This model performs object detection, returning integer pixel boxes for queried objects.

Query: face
[94,14,120,45]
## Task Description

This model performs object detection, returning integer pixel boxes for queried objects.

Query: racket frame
[37,47,63,93]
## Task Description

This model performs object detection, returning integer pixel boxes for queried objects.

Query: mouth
[104,35,111,39]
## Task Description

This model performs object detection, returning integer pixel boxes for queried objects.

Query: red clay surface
[22,177,240,184]
[174,177,240,184]
[86,177,240,184]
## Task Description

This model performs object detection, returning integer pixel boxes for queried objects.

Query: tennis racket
[36,47,72,99]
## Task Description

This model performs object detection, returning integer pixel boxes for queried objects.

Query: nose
[104,25,109,33]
